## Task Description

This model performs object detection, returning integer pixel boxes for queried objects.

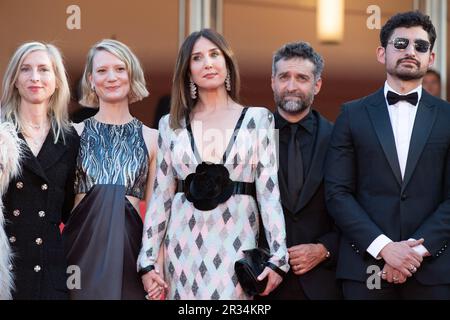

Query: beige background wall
[1,0,447,126]
[0,0,179,127]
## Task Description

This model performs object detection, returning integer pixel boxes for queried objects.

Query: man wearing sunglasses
[325,11,450,299]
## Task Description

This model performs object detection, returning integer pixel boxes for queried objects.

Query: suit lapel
[292,112,331,213]
[19,132,48,182]
[401,93,437,192]
[20,130,68,182]
[39,131,68,171]
[366,89,403,186]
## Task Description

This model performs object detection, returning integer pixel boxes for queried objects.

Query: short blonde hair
[1,41,71,143]
[79,39,149,107]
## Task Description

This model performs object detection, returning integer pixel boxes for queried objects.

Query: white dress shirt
[366,82,428,259]
[385,82,421,178]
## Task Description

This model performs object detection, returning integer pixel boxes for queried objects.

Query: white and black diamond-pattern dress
[63,117,149,300]
[138,107,289,300]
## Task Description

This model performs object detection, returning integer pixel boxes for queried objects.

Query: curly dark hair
[380,11,436,51]
[272,41,324,81]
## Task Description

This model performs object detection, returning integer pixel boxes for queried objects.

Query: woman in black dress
[0,42,79,300]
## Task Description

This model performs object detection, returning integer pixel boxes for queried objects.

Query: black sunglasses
[388,37,431,53]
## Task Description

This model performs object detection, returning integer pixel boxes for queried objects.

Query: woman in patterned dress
[138,29,289,300]
[63,39,160,300]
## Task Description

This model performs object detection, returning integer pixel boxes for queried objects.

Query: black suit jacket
[325,88,450,285]
[263,110,342,300]
[4,128,79,299]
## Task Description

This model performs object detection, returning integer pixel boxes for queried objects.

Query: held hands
[142,267,168,300]
[288,243,328,275]
[380,263,408,284]
[379,238,427,283]
[379,238,424,277]
[257,267,283,296]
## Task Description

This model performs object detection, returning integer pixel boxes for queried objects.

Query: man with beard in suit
[261,41,342,299]
[325,11,450,299]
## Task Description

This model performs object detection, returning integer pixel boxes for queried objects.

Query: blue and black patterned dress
[63,117,149,300]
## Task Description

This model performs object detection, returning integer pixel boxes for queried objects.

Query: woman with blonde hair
[1,41,80,299]
[138,29,289,300]
[63,39,159,300]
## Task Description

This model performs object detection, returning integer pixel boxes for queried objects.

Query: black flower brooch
[184,162,234,211]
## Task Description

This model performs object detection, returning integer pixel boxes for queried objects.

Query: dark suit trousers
[343,278,450,300]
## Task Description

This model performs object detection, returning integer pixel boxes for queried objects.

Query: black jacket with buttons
[3,128,79,300]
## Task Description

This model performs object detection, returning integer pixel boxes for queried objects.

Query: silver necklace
[25,122,43,130]
[22,123,49,149]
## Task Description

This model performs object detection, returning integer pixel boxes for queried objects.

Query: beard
[274,91,314,114]
[388,57,427,81]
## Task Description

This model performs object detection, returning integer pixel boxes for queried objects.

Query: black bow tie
[386,91,418,106]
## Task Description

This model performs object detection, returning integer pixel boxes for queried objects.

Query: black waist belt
[176,179,256,198]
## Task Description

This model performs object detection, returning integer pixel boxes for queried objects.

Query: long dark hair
[169,29,240,129]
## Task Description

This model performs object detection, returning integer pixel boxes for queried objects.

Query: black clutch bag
[234,248,271,296]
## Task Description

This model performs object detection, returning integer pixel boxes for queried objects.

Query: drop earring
[225,72,231,92]
[190,79,197,99]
